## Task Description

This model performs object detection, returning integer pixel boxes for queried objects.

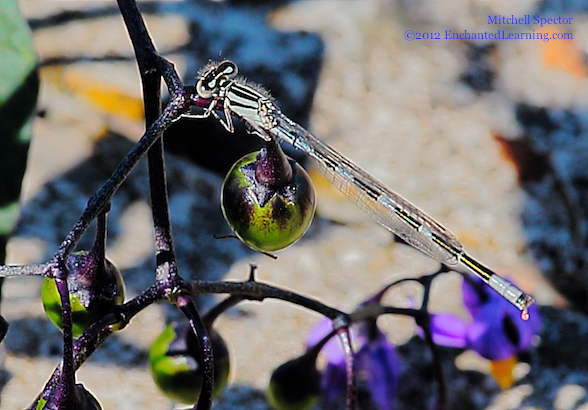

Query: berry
[267,353,321,410]
[36,384,102,410]
[42,251,125,338]
[149,322,230,404]
[221,140,316,252]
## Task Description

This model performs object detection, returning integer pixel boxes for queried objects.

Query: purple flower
[430,277,540,360]
[306,319,347,403]
[307,318,401,410]
[429,276,541,388]
[355,326,401,410]
[463,277,541,360]
[428,314,468,349]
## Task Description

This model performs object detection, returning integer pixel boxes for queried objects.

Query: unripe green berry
[149,322,230,404]
[221,147,316,252]
[267,353,321,410]
[41,251,125,338]
[36,384,102,410]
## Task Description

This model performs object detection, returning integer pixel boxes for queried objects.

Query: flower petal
[306,318,345,365]
[466,305,516,360]
[307,318,350,404]
[322,360,348,403]
[463,277,542,360]
[356,331,401,410]
[427,314,469,348]
[490,355,518,390]
[462,277,490,316]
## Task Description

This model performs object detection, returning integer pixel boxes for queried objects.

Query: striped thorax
[195,60,278,140]
[224,82,278,139]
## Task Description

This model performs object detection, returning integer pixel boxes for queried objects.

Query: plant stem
[52,88,189,272]
[338,327,357,410]
[191,279,345,320]
[30,285,164,410]
[177,295,214,410]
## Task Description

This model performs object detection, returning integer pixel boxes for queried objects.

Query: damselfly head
[196,60,238,98]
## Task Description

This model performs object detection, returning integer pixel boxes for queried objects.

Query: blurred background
[2,0,588,408]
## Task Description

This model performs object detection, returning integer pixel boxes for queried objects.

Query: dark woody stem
[203,295,244,329]
[30,284,164,410]
[190,279,345,321]
[118,0,188,294]
[51,88,190,274]
[55,276,74,409]
[338,326,357,410]
[177,295,214,410]
[93,213,107,264]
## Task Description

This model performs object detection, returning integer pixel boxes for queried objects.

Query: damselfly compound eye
[216,60,238,79]
[196,79,214,98]
[196,60,238,98]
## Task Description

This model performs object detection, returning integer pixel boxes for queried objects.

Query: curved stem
[203,295,244,329]
[177,295,213,410]
[93,213,107,265]
[421,317,447,410]
[55,277,74,409]
[337,327,356,410]
[136,30,185,294]
[116,0,157,66]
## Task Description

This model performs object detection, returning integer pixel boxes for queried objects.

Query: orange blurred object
[490,355,518,390]
[539,26,588,78]
[64,69,144,121]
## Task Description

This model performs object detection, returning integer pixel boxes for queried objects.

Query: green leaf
[0,0,37,99]
[0,0,39,242]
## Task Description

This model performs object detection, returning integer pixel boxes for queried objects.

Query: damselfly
[190,60,535,317]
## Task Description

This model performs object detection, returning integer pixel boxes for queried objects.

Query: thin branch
[338,327,356,410]
[203,295,244,328]
[412,267,449,410]
[30,284,164,410]
[191,279,345,321]
[55,277,74,409]
[94,213,107,260]
[420,318,447,410]
[0,262,50,277]
[177,296,214,410]
[52,87,190,268]
[116,0,157,65]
